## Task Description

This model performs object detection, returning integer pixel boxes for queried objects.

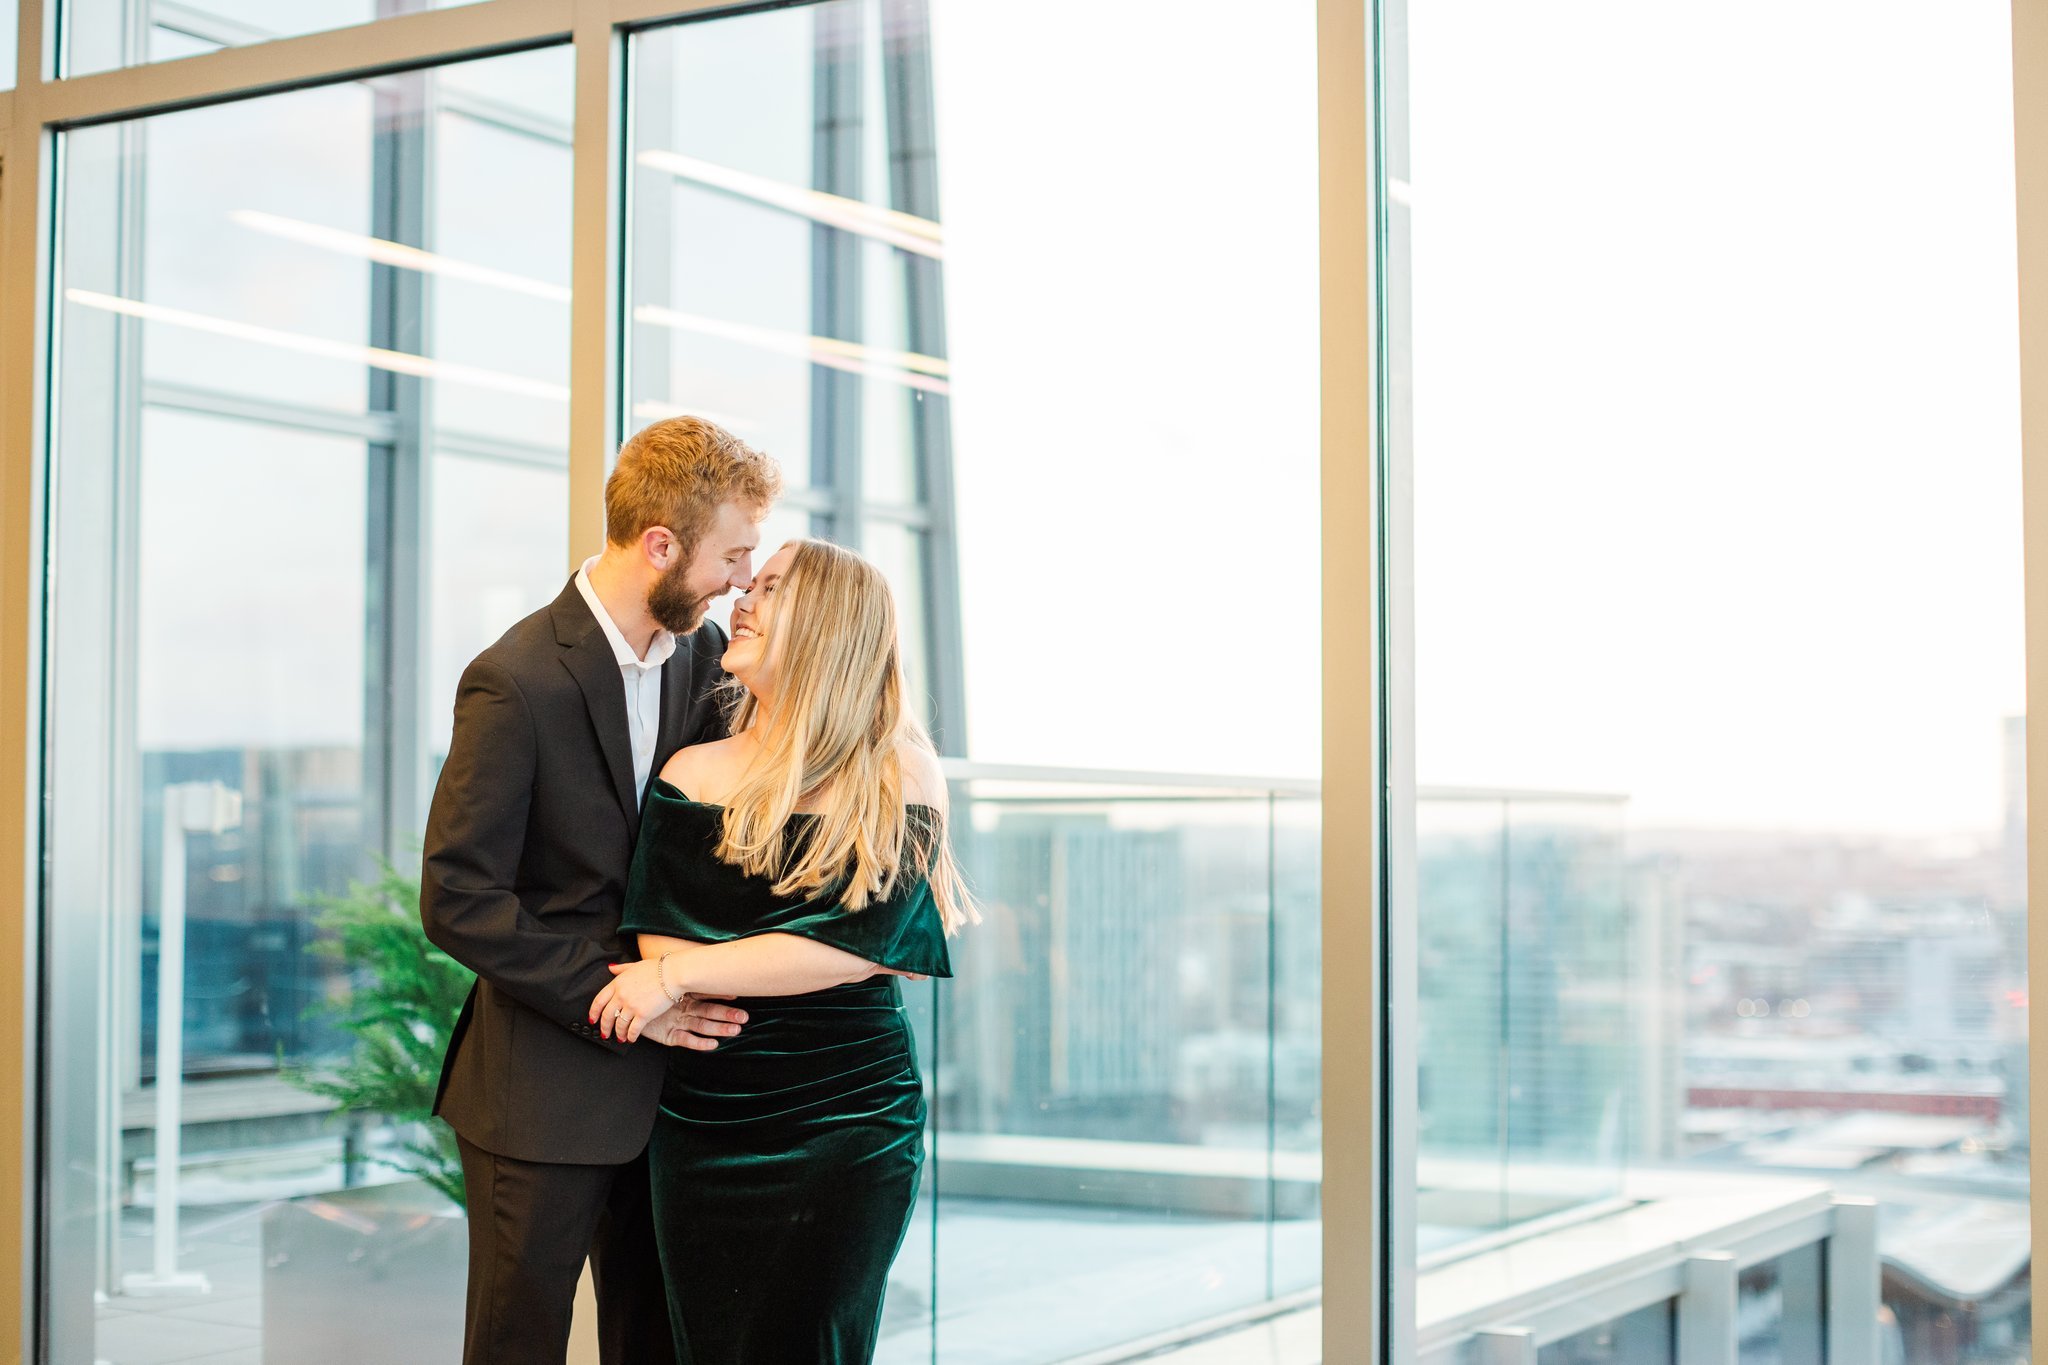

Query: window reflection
[46,46,573,1365]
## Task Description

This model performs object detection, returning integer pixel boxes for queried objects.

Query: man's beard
[646,558,711,635]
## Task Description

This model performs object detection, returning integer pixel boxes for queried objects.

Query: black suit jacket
[422,579,731,1165]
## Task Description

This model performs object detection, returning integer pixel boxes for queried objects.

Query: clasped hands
[588,952,931,1048]
[590,957,747,1050]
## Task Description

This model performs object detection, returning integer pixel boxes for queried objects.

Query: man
[421,416,783,1365]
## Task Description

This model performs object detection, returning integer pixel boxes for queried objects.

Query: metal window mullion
[363,64,435,856]
[13,0,36,91]
[1317,4,1381,1365]
[567,0,624,566]
[808,3,863,548]
[38,0,580,126]
[878,0,962,753]
[9,0,58,1348]
[621,24,670,448]
[142,2,576,146]
[2015,0,2048,1329]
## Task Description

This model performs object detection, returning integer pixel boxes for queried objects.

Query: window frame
[19,2,2044,1364]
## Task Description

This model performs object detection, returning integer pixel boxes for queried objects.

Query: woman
[587,537,975,1364]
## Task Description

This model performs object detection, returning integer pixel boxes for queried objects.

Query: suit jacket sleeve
[420,656,631,1054]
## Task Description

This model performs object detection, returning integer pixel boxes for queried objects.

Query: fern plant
[285,858,474,1209]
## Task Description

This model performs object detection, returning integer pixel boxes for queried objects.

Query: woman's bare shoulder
[659,736,746,801]
[897,744,949,814]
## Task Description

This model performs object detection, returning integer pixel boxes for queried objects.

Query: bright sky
[1402,0,2024,834]
[938,0,2025,837]
[930,0,1323,782]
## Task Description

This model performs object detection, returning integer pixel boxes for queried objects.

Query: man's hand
[642,996,749,1050]
[590,959,748,1044]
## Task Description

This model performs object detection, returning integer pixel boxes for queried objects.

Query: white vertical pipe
[151,788,185,1282]
[122,782,227,1297]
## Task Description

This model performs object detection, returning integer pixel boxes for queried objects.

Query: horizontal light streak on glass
[229,209,574,302]
[64,290,569,402]
[220,211,938,397]
[632,303,951,396]
[636,147,944,260]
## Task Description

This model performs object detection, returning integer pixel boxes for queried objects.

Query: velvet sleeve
[620,784,952,978]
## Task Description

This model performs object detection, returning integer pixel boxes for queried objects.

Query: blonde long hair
[718,539,976,933]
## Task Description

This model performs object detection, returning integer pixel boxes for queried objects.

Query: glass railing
[870,765,1631,1364]
[101,756,1651,1364]
[885,764,1322,1364]
[1413,790,1632,1262]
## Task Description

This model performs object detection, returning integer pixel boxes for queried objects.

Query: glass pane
[431,103,573,451]
[1389,2,2028,1361]
[67,0,493,77]
[629,3,1320,1362]
[1738,1244,1825,1365]
[0,0,16,90]
[427,454,567,767]
[43,46,572,1364]
[137,409,368,1080]
[1538,1300,1674,1365]
[935,786,1278,1362]
[861,521,931,728]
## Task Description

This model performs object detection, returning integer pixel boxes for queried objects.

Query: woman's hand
[590,958,749,1044]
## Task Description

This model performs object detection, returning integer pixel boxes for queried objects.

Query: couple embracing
[420,415,974,1365]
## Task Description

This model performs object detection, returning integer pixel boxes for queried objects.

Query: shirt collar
[575,556,677,672]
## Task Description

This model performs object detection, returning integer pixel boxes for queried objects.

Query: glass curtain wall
[42,43,573,1365]
[33,0,1322,1361]
[1386,2,2029,1362]
[629,3,1319,1361]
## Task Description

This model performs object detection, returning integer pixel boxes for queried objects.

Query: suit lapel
[552,585,640,823]
[653,652,688,781]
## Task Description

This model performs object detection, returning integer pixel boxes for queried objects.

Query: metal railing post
[1679,1253,1737,1365]
[1826,1197,1880,1365]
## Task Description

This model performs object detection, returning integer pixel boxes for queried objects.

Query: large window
[1388,2,2029,1361]
[43,44,572,1363]
[22,1,2038,1363]
[37,2,1323,1362]
[627,5,1320,1360]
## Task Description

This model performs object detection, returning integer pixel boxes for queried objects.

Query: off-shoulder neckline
[650,776,937,814]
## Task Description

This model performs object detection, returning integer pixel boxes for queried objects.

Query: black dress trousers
[456,1136,678,1365]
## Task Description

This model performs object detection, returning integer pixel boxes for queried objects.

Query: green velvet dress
[618,780,952,1365]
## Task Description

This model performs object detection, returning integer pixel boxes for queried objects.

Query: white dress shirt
[574,557,677,808]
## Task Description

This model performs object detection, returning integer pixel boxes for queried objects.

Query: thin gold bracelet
[657,951,685,1006]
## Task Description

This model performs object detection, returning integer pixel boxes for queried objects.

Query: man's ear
[640,524,677,571]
